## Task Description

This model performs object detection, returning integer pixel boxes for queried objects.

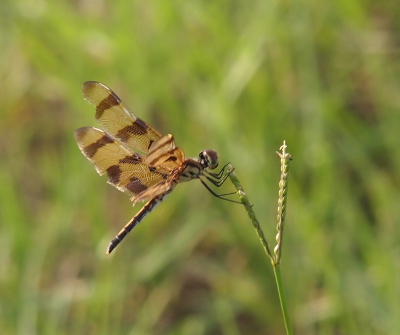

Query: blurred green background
[1,0,399,334]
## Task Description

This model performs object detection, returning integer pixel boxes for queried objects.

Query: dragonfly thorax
[199,150,219,170]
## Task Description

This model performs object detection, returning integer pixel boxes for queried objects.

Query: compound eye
[199,150,219,170]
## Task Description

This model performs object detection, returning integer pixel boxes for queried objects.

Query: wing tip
[82,81,112,105]
[74,127,91,141]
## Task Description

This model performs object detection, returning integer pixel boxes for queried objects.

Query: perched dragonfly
[75,81,236,254]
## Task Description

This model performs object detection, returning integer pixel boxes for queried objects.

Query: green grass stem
[228,141,293,335]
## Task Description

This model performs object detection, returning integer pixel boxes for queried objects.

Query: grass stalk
[228,141,293,335]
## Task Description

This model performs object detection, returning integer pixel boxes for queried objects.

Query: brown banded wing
[76,81,187,204]
[83,81,162,155]
[75,126,168,201]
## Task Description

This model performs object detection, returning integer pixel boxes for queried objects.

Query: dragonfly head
[199,150,219,170]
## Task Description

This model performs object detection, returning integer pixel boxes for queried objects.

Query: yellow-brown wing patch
[144,134,186,173]
[75,127,167,198]
[131,178,175,205]
[82,81,162,155]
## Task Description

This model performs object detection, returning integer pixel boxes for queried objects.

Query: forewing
[82,81,162,155]
[75,127,166,199]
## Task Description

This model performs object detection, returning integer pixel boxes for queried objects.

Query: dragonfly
[75,81,237,254]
